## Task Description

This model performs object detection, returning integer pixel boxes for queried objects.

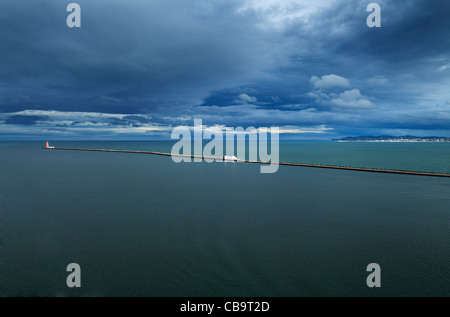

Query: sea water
[0,141,449,296]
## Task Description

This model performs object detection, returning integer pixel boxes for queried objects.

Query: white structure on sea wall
[223,155,238,161]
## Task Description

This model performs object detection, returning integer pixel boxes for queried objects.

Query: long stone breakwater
[42,147,450,178]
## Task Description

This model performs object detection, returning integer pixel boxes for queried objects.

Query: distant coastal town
[333,136,450,142]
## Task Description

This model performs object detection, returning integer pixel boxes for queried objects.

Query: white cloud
[329,89,375,109]
[306,90,330,102]
[307,75,375,110]
[237,93,257,104]
[238,0,336,29]
[438,64,450,71]
[310,74,350,89]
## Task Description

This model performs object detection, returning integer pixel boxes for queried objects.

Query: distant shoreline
[333,135,450,142]
[334,140,450,143]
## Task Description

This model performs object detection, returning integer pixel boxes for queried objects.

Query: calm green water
[0,141,449,296]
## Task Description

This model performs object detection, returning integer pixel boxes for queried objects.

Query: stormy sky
[0,0,449,140]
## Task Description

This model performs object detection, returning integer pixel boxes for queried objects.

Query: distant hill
[333,135,450,142]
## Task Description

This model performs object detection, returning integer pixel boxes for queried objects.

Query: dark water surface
[0,142,449,296]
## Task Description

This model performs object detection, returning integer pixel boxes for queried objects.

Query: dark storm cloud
[0,0,278,114]
[0,0,449,139]
[200,0,450,133]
